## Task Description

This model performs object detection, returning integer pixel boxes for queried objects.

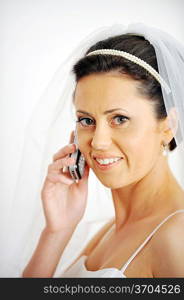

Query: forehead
[74,73,152,113]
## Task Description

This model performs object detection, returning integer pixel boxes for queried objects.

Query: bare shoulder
[151,211,184,277]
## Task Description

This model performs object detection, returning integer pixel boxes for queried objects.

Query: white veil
[1,22,184,277]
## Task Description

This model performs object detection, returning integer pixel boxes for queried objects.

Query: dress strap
[120,209,184,273]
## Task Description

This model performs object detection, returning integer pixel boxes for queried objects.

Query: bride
[22,23,184,278]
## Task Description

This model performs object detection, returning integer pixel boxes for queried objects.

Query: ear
[161,107,178,143]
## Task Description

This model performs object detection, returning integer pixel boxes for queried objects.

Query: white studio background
[0,0,184,277]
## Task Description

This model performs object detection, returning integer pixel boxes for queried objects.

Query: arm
[22,218,114,278]
[22,132,90,278]
[22,226,76,278]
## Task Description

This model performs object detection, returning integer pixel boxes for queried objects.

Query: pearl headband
[86,49,171,94]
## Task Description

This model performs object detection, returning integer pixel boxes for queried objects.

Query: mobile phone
[68,130,86,182]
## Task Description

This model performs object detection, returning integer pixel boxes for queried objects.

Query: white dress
[60,210,184,278]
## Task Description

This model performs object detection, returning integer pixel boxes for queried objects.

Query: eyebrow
[76,108,129,116]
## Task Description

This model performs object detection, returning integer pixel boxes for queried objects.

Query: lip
[93,154,123,159]
[94,157,123,170]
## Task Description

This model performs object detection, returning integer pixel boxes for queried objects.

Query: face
[74,72,165,189]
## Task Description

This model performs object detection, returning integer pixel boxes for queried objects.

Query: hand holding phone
[41,129,89,232]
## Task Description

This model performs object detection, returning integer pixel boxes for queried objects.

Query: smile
[94,157,123,170]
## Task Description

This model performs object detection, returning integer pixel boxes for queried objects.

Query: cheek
[125,132,160,174]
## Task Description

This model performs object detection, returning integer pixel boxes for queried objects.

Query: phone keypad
[78,155,85,175]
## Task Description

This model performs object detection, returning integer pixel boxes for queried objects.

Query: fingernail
[63,166,66,173]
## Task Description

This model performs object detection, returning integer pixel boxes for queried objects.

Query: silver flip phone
[68,129,86,182]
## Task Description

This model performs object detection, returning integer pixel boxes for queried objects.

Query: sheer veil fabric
[1,23,184,276]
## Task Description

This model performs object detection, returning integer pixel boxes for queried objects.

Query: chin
[96,174,127,189]
[91,165,131,188]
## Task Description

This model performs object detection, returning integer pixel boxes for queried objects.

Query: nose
[91,127,112,150]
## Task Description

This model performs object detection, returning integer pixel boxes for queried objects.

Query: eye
[112,115,129,125]
[76,117,94,127]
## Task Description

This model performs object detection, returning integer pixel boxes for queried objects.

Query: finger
[49,157,75,173]
[69,130,78,149]
[68,129,79,153]
[53,130,78,161]
[53,143,77,162]
[46,172,74,185]
[69,130,75,144]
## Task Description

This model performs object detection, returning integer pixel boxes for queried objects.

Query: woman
[22,23,184,278]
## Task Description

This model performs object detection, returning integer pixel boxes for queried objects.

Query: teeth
[96,157,121,165]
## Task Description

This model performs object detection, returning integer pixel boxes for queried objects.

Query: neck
[111,157,182,231]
